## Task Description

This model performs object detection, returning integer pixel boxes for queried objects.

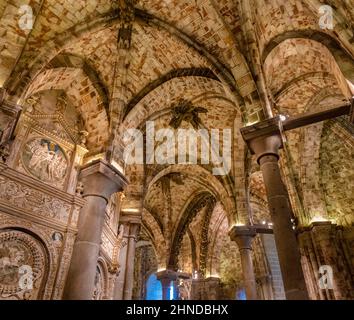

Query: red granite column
[249,135,309,300]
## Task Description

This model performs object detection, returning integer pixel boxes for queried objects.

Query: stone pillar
[113,225,129,300]
[161,278,171,300]
[249,134,309,300]
[123,223,140,300]
[63,160,127,300]
[156,270,177,301]
[229,226,258,300]
[113,217,141,300]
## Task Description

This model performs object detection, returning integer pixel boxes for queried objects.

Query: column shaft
[123,227,138,300]
[63,160,127,300]
[230,228,258,300]
[63,195,106,300]
[258,152,308,300]
[239,246,258,300]
[161,278,171,300]
[113,239,128,300]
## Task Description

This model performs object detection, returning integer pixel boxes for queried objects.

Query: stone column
[113,216,141,300]
[123,223,140,300]
[63,160,127,300]
[249,134,309,300]
[156,270,177,301]
[113,224,129,300]
[160,278,171,300]
[229,226,258,300]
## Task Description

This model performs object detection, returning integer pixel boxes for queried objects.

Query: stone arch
[123,68,221,120]
[147,164,236,225]
[141,209,167,270]
[45,53,110,113]
[206,202,229,277]
[20,68,110,155]
[93,257,109,300]
[168,192,215,270]
[262,31,354,76]
[264,38,351,108]
[120,76,238,134]
[248,171,271,225]
[8,10,248,104]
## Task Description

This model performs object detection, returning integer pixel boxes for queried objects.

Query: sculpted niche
[6,90,88,192]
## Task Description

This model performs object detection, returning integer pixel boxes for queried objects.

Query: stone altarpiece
[0,90,88,299]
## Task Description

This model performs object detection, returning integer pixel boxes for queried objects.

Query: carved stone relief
[0,211,80,300]
[178,279,192,300]
[92,259,110,300]
[101,232,114,260]
[92,266,104,300]
[0,230,47,300]
[22,138,68,183]
[0,176,71,224]
[51,232,76,300]
[7,90,88,193]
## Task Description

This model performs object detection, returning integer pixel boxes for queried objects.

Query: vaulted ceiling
[1,0,353,274]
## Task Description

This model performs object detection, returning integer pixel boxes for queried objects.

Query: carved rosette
[0,230,47,300]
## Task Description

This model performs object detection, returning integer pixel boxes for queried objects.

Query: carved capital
[156,269,178,282]
[229,226,256,250]
[240,116,284,163]
[249,135,283,164]
[79,159,128,202]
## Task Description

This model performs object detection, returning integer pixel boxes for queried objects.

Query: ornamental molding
[20,115,78,151]
[0,164,84,230]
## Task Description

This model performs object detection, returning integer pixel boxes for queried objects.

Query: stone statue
[118,224,125,241]
[79,131,89,147]
[178,279,192,300]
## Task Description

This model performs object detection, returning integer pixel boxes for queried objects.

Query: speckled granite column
[63,160,127,300]
[230,226,258,300]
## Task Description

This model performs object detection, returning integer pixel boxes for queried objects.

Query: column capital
[240,116,284,163]
[156,269,178,281]
[120,212,141,236]
[229,226,257,250]
[79,159,128,202]
[298,221,336,241]
[120,212,142,225]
